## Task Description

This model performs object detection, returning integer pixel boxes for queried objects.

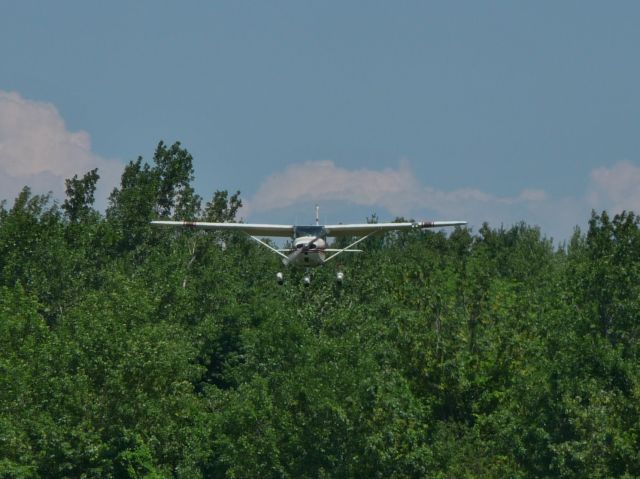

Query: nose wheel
[276,272,284,285]
[336,271,344,285]
[302,268,311,286]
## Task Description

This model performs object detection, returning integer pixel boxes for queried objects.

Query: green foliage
[2,142,640,477]
[204,190,242,223]
[152,141,201,220]
[63,168,100,223]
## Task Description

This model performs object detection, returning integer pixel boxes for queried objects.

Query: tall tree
[203,190,242,223]
[153,141,201,220]
[62,168,100,223]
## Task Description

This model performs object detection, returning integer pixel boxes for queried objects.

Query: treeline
[1,142,640,478]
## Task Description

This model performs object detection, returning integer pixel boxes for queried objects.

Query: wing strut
[247,235,289,260]
[323,232,377,264]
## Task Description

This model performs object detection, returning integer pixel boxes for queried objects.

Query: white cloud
[519,188,548,202]
[588,161,640,214]
[247,159,421,215]
[245,159,553,226]
[244,159,640,242]
[0,90,123,207]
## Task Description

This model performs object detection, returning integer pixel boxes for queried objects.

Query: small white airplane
[151,206,466,285]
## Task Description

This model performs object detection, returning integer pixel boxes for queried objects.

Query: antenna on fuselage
[315,204,320,226]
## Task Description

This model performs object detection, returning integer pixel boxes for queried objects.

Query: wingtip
[418,220,468,228]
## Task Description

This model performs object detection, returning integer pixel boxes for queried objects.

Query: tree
[203,190,242,223]
[153,141,201,220]
[106,141,204,256]
[5,138,640,477]
[62,168,100,223]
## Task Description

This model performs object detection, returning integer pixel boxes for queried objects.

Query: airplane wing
[324,220,467,237]
[150,220,295,237]
[151,220,466,238]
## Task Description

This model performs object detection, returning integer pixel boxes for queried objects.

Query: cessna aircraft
[151,207,466,285]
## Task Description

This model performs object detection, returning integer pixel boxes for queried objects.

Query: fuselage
[290,236,326,267]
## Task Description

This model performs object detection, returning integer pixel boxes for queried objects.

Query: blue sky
[1,1,640,242]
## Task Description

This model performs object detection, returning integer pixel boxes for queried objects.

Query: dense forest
[1,141,639,478]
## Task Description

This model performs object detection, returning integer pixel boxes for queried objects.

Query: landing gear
[301,268,311,286]
[275,270,344,286]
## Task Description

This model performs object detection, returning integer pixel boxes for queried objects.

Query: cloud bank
[589,161,640,214]
[244,159,640,242]
[244,159,555,222]
[0,90,123,207]
[249,159,420,215]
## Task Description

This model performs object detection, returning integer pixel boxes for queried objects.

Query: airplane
[151,206,466,285]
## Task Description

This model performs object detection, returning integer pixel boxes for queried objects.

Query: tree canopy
[1,141,639,478]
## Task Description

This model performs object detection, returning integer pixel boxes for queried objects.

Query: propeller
[282,236,321,266]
